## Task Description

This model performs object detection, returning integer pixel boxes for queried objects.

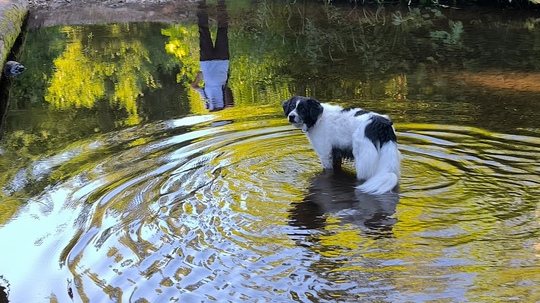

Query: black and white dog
[282,96,400,194]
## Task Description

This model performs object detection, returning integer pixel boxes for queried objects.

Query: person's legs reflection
[192,0,233,112]
[215,0,229,61]
[197,1,213,61]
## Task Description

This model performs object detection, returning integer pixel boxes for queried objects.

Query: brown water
[1,2,540,302]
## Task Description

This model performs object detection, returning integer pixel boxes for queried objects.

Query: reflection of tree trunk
[95,97,118,133]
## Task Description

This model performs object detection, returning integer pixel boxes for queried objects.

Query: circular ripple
[3,112,540,302]
[397,124,540,248]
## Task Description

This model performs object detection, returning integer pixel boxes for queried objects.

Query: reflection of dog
[282,96,400,194]
[289,170,399,236]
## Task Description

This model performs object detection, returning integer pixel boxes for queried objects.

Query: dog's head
[282,96,323,132]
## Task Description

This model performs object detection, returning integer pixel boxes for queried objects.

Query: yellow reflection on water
[0,198,22,225]
[45,25,159,126]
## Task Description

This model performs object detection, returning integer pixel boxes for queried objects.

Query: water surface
[1,2,540,302]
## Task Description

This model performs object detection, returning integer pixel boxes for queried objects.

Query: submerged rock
[3,60,26,77]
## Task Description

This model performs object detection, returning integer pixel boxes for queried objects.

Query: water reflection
[1,103,540,302]
[1,1,540,302]
[0,276,8,303]
[289,170,398,238]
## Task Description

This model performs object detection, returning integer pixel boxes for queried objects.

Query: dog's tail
[356,172,399,195]
[356,141,400,194]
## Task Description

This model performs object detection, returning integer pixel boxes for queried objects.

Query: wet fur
[282,96,401,194]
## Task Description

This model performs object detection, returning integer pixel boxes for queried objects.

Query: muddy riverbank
[27,0,197,29]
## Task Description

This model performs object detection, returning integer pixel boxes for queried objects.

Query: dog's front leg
[308,136,334,169]
[320,158,334,170]
[317,150,334,170]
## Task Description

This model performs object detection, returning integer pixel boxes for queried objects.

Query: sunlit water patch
[1,106,540,302]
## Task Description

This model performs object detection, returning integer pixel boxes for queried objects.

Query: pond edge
[0,0,27,140]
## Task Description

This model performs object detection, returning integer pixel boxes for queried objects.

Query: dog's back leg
[332,155,343,170]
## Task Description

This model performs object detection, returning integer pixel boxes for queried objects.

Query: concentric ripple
[1,108,540,302]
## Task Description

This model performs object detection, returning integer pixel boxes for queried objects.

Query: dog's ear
[282,98,296,116]
[307,98,323,121]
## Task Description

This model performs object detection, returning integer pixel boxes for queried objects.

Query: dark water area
[1,1,540,302]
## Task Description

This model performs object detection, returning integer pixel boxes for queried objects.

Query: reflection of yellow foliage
[316,217,364,258]
[0,199,22,225]
[469,267,540,301]
[45,25,159,126]
[46,39,106,109]
[114,72,139,113]
[188,86,205,114]
[162,25,199,83]
[319,231,361,254]
[128,137,150,148]
[385,74,408,100]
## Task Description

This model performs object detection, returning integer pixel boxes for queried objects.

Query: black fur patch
[332,146,354,168]
[341,107,370,117]
[365,115,396,148]
[282,98,298,117]
[332,147,354,161]
[296,98,323,130]
[354,109,370,116]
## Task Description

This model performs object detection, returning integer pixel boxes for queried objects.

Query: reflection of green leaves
[392,8,435,32]
[162,25,199,84]
[392,10,415,26]
[430,20,463,45]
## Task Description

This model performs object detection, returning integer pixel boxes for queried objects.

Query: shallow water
[1,2,540,302]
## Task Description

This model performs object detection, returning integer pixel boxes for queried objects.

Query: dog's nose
[288,115,296,123]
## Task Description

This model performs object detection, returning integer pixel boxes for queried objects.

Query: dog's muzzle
[288,114,304,130]
[288,114,297,124]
